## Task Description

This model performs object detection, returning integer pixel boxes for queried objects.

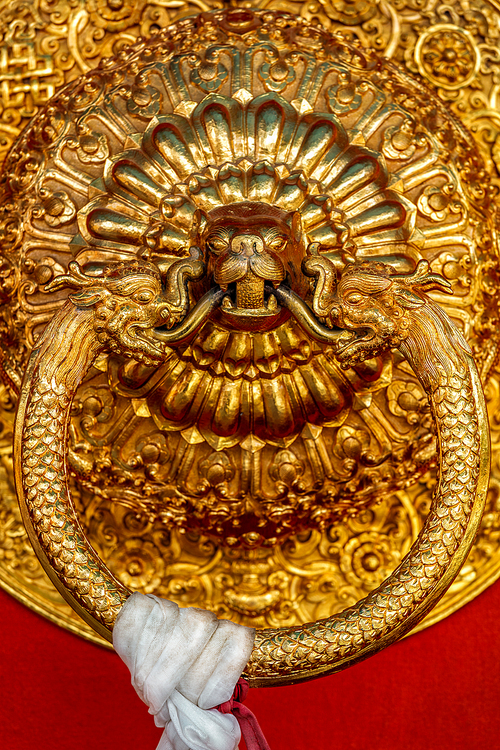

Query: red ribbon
[216,679,271,750]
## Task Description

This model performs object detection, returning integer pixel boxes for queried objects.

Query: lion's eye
[207,235,229,254]
[134,290,154,304]
[266,234,287,251]
[345,292,364,305]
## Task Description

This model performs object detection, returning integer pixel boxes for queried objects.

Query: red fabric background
[1,583,499,750]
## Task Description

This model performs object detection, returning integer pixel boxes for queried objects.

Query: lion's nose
[231,234,264,256]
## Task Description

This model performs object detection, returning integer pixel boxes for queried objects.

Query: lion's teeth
[267,294,278,312]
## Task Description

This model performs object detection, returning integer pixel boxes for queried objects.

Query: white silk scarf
[113,593,256,750]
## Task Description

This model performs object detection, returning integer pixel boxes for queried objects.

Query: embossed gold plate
[1,0,500,657]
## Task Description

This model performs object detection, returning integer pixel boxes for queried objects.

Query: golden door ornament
[0,1,499,670]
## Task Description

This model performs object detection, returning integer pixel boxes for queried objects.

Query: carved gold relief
[0,0,499,656]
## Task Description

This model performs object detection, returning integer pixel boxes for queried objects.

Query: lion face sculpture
[197,202,308,333]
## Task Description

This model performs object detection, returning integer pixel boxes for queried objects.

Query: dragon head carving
[45,252,206,366]
[303,251,456,368]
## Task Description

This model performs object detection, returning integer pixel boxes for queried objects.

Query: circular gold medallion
[0,0,499,655]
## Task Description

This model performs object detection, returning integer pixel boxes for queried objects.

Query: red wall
[1,582,499,750]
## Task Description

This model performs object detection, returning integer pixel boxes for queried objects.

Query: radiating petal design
[75,91,414,272]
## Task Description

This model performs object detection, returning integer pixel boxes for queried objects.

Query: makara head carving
[304,254,458,367]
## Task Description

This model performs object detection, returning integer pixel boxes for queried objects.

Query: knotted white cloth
[113,593,256,750]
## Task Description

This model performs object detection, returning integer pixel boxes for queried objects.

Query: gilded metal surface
[2,8,493,684]
[0,0,500,652]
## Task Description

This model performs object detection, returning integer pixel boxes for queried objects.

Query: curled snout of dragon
[14,248,489,686]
